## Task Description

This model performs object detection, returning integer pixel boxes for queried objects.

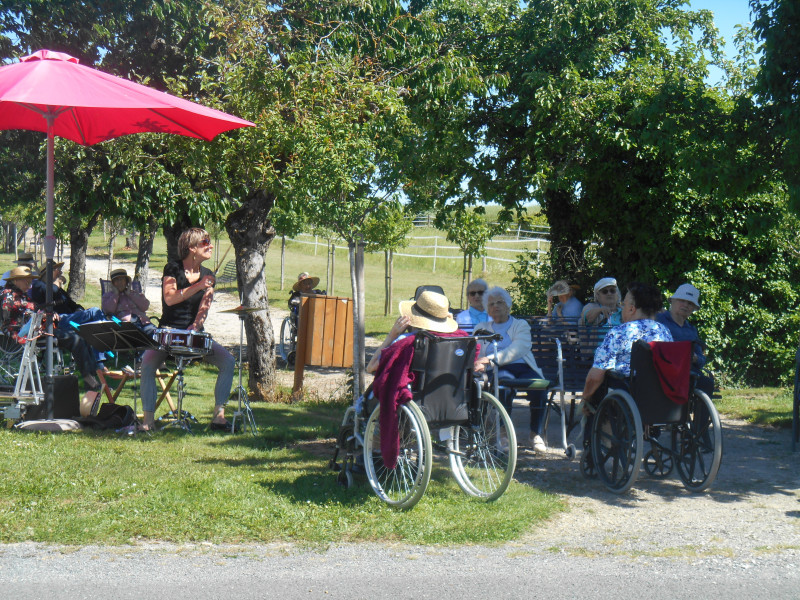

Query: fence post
[432,236,437,273]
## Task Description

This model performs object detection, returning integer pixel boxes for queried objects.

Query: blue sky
[689,0,755,82]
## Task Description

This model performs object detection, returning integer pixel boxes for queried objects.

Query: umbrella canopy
[0,49,254,415]
[0,49,253,143]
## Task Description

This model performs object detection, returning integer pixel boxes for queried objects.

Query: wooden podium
[292,294,353,394]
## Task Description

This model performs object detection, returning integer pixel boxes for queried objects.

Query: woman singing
[140,228,235,432]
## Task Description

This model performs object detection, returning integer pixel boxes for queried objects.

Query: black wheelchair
[583,340,723,494]
[330,331,517,509]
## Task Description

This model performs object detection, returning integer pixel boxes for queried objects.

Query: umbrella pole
[44,115,56,419]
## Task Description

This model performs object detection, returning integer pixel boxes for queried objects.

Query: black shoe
[209,419,240,433]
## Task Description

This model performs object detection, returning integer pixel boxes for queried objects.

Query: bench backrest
[523,316,608,395]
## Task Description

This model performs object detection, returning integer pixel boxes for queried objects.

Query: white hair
[467,278,488,291]
[483,286,512,311]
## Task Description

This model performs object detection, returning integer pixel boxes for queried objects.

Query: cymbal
[219,305,267,314]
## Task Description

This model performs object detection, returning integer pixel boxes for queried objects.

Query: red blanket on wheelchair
[649,340,692,405]
[374,330,473,469]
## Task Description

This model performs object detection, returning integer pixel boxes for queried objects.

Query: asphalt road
[1,541,798,600]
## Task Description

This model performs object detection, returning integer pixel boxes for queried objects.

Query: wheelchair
[330,331,517,509]
[583,340,722,494]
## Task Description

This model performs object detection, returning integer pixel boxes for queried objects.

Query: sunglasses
[600,287,617,294]
[468,290,485,296]
[197,238,212,247]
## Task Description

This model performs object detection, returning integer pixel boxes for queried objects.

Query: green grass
[0,362,562,545]
[715,387,793,428]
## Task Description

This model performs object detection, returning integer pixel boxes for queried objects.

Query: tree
[435,207,496,308]
[363,200,413,316]
[751,0,800,212]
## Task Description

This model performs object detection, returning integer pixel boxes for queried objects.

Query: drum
[153,328,213,357]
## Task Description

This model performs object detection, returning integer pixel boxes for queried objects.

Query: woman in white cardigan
[474,287,548,454]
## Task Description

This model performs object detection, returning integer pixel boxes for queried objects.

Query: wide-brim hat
[14,252,36,264]
[594,277,617,292]
[398,290,458,333]
[110,268,131,284]
[292,276,320,292]
[670,283,700,308]
[547,280,571,296]
[52,261,65,270]
[6,266,35,281]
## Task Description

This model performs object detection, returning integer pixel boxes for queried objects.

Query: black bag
[78,403,136,430]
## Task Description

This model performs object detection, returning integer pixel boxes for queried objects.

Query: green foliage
[362,200,413,252]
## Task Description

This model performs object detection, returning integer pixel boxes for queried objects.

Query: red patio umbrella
[0,49,255,415]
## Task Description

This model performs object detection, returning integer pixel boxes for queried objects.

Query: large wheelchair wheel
[591,391,643,494]
[0,334,23,388]
[278,316,295,366]
[363,400,432,509]
[676,389,722,492]
[448,391,517,501]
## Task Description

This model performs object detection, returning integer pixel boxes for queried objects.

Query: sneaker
[529,433,547,454]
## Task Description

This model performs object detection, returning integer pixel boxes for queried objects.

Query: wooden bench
[519,317,609,453]
[216,260,237,286]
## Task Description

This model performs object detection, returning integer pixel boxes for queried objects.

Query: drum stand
[230,311,258,436]
[160,355,199,433]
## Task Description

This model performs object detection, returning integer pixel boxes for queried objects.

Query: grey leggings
[140,340,235,413]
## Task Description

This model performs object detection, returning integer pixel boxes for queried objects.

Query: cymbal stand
[230,311,258,436]
[160,355,198,433]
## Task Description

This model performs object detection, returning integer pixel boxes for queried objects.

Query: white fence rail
[287,232,548,272]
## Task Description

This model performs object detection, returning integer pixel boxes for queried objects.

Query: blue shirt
[656,311,706,369]
[593,319,673,376]
[554,296,583,318]
[455,307,490,332]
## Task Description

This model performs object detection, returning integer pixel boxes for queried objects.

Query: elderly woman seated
[580,277,622,328]
[474,286,548,454]
[546,279,583,319]
[455,278,490,333]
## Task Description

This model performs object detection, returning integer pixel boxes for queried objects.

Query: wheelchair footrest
[498,377,550,390]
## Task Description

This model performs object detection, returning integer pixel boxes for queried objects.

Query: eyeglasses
[468,290,485,296]
[488,300,506,307]
[198,238,212,247]
[600,287,617,294]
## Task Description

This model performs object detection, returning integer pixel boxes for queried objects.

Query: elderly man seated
[101,268,155,335]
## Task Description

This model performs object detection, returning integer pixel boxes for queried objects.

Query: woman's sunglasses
[198,238,212,247]
[468,290,485,296]
[600,287,617,294]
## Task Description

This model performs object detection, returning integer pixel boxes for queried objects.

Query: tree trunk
[66,212,100,302]
[460,254,468,309]
[467,254,473,286]
[107,229,117,279]
[384,250,390,316]
[542,187,588,282]
[388,250,394,315]
[125,229,137,249]
[162,213,193,264]
[330,241,335,296]
[280,235,286,291]
[135,216,159,292]
[349,242,367,399]
[224,189,277,402]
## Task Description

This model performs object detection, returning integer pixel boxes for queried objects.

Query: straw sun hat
[110,268,131,284]
[6,266,36,281]
[398,290,458,333]
[292,274,320,292]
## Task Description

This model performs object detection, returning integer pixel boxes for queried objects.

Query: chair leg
[154,369,178,413]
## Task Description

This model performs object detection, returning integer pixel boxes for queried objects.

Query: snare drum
[153,328,213,357]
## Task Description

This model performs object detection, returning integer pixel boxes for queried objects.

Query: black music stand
[76,320,158,431]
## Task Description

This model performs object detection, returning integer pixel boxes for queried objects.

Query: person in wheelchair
[656,283,714,397]
[101,268,155,336]
[473,286,549,454]
[1,266,102,400]
[581,282,673,445]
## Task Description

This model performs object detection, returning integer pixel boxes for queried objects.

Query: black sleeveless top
[159,260,213,330]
